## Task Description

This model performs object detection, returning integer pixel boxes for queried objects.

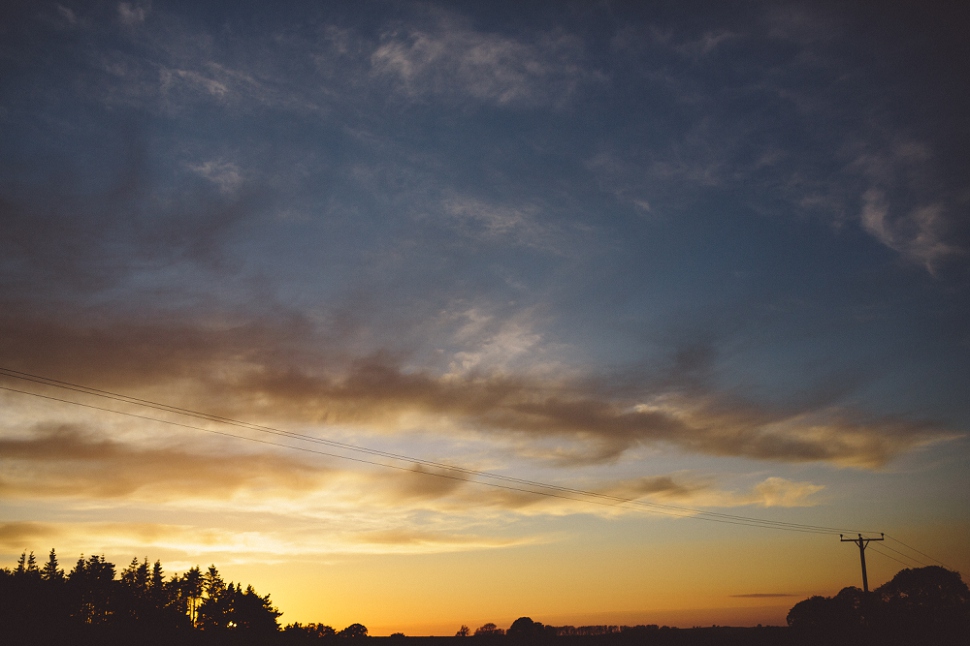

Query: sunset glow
[1,0,968,636]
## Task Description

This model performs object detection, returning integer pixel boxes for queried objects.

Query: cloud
[0,424,331,501]
[0,521,60,547]
[729,593,797,599]
[602,476,704,501]
[0,519,536,561]
[602,475,824,512]
[860,188,962,272]
[351,528,529,551]
[371,13,593,107]
[0,140,255,295]
[0,521,306,562]
[56,4,80,27]
[749,477,824,508]
[0,304,956,470]
[162,68,229,99]
[189,159,244,194]
[0,398,831,524]
[117,2,150,27]
[439,196,555,249]
[386,464,471,502]
[674,30,741,59]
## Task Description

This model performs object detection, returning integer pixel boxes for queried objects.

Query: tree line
[2,549,967,645]
[0,549,367,645]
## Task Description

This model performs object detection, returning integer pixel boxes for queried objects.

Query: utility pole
[840,533,884,592]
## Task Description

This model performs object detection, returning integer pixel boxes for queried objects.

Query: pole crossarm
[841,533,884,592]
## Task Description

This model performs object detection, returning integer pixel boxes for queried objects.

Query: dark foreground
[6,624,970,646]
[3,552,967,646]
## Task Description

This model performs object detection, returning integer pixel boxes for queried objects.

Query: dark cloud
[0,424,330,499]
[0,306,954,469]
[0,522,59,547]
[729,593,796,599]
[0,138,256,297]
[604,476,702,500]
[388,464,471,501]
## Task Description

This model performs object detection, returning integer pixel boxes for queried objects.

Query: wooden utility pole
[840,533,884,592]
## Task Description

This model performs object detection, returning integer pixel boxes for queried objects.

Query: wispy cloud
[117,1,150,28]
[859,183,963,273]
[188,159,244,194]
[371,13,594,108]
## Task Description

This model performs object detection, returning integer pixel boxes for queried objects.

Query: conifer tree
[41,548,64,582]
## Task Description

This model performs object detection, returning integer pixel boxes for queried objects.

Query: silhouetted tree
[508,616,547,641]
[15,550,40,579]
[873,565,970,641]
[338,622,368,638]
[180,566,203,626]
[789,567,970,646]
[2,549,289,643]
[68,554,116,625]
[474,623,504,636]
[455,624,470,637]
[41,548,64,582]
[787,589,868,644]
[148,559,169,612]
[197,566,231,631]
[284,621,337,640]
[232,583,282,634]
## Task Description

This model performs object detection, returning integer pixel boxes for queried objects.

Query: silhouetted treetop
[1,548,284,644]
[474,622,504,636]
[338,622,369,638]
[788,566,969,646]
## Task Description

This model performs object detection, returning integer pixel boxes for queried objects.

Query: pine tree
[41,548,64,582]
[181,566,203,627]
[150,560,164,591]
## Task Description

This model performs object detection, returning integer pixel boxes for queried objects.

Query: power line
[0,368,875,534]
[3,382,840,535]
[0,384,637,511]
[884,535,951,570]
[869,546,912,569]
[0,382,826,533]
[0,366,879,536]
[877,543,929,568]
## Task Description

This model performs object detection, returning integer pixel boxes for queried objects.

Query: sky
[1,0,969,635]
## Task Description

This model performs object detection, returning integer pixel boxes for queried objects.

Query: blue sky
[1,0,968,633]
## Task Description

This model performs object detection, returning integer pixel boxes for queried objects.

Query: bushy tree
[788,567,970,645]
[284,621,337,640]
[233,584,282,634]
[873,566,970,639]
[338,623,369,638]
[474,623,504,636]
[508,616,548,640]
